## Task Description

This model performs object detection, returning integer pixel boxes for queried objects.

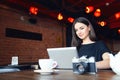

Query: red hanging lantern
[118,29,120,34]
[115,12,120,19]
[57,13,63,20]
[85,6,94,13]
[67,17,74,23]
[98,21,107,27]
[94,9,101,17]
[29,6,38,15]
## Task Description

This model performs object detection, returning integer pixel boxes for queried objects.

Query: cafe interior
[0,0,120,79]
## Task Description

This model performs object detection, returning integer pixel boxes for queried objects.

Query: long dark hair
[71,17,97,47]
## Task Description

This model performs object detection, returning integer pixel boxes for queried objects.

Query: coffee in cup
[39,59,57,71]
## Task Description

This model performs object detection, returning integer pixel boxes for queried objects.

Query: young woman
[71,17,111,69]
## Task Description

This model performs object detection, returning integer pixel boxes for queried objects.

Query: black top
[77,41,111,62]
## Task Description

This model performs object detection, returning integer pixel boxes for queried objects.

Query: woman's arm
[96,52,110,69]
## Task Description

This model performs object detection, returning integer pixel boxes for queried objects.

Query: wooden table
[0,69,119,80]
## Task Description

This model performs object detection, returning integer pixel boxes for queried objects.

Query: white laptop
[47,47,78,69]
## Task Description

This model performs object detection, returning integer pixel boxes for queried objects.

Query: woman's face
[74,22,90,40]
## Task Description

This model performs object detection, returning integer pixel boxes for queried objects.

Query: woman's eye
[80,27,84,30]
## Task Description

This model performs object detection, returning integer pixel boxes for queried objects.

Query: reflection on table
[0,69,120,80]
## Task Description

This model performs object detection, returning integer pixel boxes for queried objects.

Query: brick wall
[0,7,66,65]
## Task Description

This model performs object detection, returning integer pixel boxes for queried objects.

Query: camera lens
[77,63,85,74]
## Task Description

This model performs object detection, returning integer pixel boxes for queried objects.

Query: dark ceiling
[0,0,120,40]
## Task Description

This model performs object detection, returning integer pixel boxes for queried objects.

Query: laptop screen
[47,47,78,69]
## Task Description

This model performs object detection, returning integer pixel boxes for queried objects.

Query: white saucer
[34,69,54,75]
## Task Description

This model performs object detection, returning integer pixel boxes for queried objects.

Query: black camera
[72,56,97,74]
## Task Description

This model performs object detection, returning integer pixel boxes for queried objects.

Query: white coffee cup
[39,59,57,71]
